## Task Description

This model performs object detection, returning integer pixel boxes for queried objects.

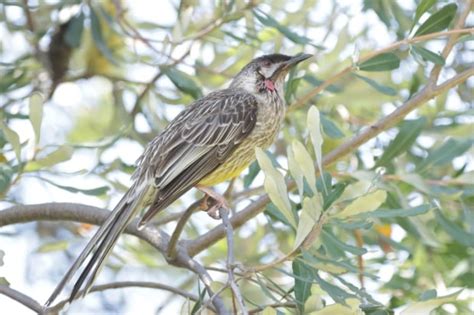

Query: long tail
[44,183,149,307]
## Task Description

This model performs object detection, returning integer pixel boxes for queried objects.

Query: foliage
[0,0,472,314]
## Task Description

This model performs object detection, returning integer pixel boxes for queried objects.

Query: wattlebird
[45,53,312,306]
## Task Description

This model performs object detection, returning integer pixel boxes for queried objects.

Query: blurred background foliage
[0,0,473,314]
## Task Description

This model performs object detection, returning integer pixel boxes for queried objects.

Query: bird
[44,53,312,307]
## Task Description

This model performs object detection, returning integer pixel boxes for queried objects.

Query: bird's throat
[264,79,275,91]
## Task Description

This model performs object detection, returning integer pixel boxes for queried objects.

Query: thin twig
[130,49,191,117]
[220,208,248,315]
[0,285,43,313]
[167,199,202,260]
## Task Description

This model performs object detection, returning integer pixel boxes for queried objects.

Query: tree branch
[0,285,43,313]
[220,208,248,314]
[0,203,229,314]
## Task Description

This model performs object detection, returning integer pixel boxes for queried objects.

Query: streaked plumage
[45,53,311,307]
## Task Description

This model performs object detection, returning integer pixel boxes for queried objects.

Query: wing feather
[135,89,258,226]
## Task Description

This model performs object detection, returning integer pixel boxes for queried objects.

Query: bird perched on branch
[45,53,312,307]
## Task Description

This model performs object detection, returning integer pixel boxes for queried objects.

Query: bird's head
[230,53,312,96]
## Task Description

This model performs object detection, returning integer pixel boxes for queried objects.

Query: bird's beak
[270,53,312,81]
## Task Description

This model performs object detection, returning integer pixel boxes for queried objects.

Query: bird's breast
[198,95,285,186]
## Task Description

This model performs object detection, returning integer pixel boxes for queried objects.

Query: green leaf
[39,176,109,196]
[358,204,431,219]
[307,106,326,192]
[0,277,10,285]
[291,140,316,193]
[294,196,322,249]
[292,260,313,313]
[37,240,69,253]
[419,289,437,301]
[358,53,400,72]
[0,164,14,193]
[25,146,74,171]
[435,209,474,247]
[417,138,472,172]
[89,6,118,65]
[64,11,85,48]
[335,190,387,219]
[412,0,437,30]
[303,75,342,93]
[29,93,43,145]
[411,45,445,65]
[353,73,397,96]
[414,3,457,37]
[253,9,312,45]
[313,272,354,304]
[401,290,462,315]
[256,148,296,227]
[190,287,206,315]
[0,121,21,161]
[375,117,426,167]
[287,145,304,196]
[312,298,361,315]
[243,161,260,188]
[322,229,367,256]
[162,66,203,99]
[320,114,344,139]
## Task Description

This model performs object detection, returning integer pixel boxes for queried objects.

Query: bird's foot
[196,185,229,219]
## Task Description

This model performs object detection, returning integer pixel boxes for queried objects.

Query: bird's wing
[136,89,258,226]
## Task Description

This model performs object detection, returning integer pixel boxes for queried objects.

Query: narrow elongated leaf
[292,260,313,313]
[294,196,321,249]
[336,190,387,219]
[307,106,326,192]
[162,66,202,99]
[0,165,14,193]
[412,0,437,30]
[292,140,316,192]
[322,229,367,255]
[417,138,472,172]
[25,146,73,171]
[401,290,462,315]
[414,3,457,36]
[312,298,361,315]
[320,114,344,139]
[411,45,445,65]
[358,53,400,72]
[29,93,43,145]
[0,121,21,161]
[89,6,118,65]
[435,209,474,247]
[375,117,426,167]
[37,240,69,253]
[39,176,109,196]
[359,204,431,219]
[303,75,342,93]
[313,272,354,304]
[64,11,85,48]
[353,73,397,96]
[256,148,296,227]
[253,9,311,45]
[243,161,260,188]
[287,146,304,196]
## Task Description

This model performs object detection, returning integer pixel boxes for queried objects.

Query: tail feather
[45,184,149,307]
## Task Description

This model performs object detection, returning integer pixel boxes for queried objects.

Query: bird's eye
[262,60,271,67]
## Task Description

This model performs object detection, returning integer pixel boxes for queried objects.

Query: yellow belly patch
[198,162,251,186]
